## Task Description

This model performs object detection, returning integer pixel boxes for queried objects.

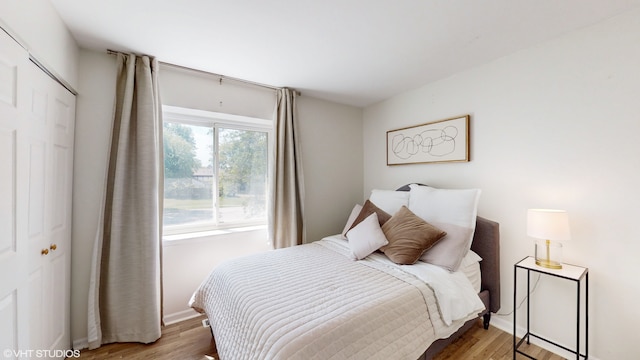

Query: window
[162,106,272,235]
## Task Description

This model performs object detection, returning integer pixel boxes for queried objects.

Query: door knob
[41,248,49,255]
[50,244,57,251]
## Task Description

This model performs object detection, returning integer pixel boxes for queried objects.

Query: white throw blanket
[189,236,484,360]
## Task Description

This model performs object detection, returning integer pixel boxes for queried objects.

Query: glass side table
[513,256,588,359]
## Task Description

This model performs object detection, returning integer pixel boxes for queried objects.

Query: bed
[189,184,500,359]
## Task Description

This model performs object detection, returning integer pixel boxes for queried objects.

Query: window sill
[162,225,267,246]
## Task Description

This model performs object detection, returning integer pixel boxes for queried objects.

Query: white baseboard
[490,315,597,360]
[163,308,202,325]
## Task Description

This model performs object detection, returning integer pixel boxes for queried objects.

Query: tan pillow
[348,199,391,233]
[381,206,447,265]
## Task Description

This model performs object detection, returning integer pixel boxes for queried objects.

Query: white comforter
[189,236,484,360]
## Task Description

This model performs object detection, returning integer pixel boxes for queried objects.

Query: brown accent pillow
[380,206,447,265]
[348,200,391,233]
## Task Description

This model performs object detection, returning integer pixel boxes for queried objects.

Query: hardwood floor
[77,316,217,360]
[433,321,564,360]
[77,316,563,359]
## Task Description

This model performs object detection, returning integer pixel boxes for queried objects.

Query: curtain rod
[107,49,297,94]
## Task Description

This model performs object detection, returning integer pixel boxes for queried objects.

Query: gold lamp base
[535,239,563,269]
[535,258,563,269]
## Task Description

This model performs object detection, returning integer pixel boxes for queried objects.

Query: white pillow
[341,204,363,239]
[369,189,409,215]
[408,184,481,271]
[459,249,482,268]
[346,213,389,260]
[458,250,483,293]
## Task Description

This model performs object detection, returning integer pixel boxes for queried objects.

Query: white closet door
[45,62,75,355]
[0,28,75,359]
[0,29,31,359]
[25,55,75,357]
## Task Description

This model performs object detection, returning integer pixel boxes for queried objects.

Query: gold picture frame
[386,115,470,165]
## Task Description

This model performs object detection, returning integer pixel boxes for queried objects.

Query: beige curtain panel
[270,88,306,249]
[87,53,164,349]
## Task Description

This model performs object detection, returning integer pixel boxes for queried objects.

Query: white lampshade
[527,209,571,241]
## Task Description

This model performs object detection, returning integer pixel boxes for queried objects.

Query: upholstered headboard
[395,184,501,314]
[471,216,501,313]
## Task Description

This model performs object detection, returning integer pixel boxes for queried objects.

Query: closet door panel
[27,268,45,350]
[49,251,67,349]
[0,292,18,357]
[0,29,30,357]
[0,55,17,255]
[0,34,20,265]
[27,141,46,245]
[25,60,75,355]
[25,68,50,356]
[0,129,16,255]
[0,49,17,106]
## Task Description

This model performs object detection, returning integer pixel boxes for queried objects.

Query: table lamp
[527,209,571,269]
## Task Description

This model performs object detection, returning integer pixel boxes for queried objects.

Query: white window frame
[162,105,273,236]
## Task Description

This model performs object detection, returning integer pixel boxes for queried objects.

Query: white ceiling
[50,0,640,107]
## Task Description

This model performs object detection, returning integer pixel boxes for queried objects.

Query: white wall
[70,49,116,347]
[363,9,640,360]
[162,230,271,324]
[296,96,364,242]
[159,64,276,119]
[0,0,79,88]
[70,54,363,343]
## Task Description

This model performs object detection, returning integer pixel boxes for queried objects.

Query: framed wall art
[386,115,469,165]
